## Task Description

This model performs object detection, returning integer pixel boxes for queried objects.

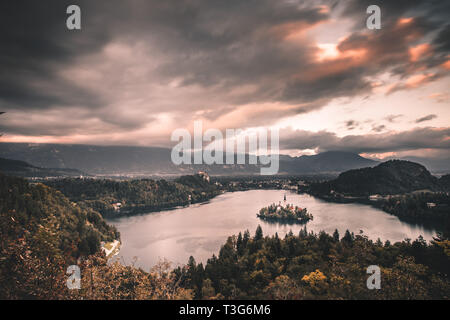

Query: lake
[106,190,436,270]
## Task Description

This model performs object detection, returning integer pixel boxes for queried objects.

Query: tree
[243,230,250,246]
[254,225,263,241]
[201,278,216,299]
[264,275,302,299]
[299,226,307,238]
[342,229,353,245]
[333,229,340,241]
[236,232,243,255]
[273,232,281,253]
[301,269,328,295]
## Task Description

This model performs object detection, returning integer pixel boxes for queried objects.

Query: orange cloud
[409,43,431,62]
[317,5,329,14]
[316,43,340,61]
[441,59,450,70]
[270,19,326,41]
[428,92,449,103]
[316,43,368,63]
[386,73,438,95]
[397,17,414,26]
[405,73,435,88]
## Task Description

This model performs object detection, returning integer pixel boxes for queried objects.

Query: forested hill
[1,173,449,299]
[0,157,85,178]
[0,173,191,299]
[310,160,443,196]
[440,174,450,191]
[0,174,119,258]
[0,173,119,297]
[44,174,221,216]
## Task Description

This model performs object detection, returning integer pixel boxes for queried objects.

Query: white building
[197,171,210,182]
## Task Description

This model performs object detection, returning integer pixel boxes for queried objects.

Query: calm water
[107,190,436,270]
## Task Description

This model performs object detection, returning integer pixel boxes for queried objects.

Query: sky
[0,0,449,160]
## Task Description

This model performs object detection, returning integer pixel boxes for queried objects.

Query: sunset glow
[0,0,448,162]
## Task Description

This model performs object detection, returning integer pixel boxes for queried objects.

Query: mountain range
[0,143,378,176]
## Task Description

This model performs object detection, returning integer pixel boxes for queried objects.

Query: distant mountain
[310,160,442,196]
[0,143,175,175]
[284,151,378,173]
[0,157,84,178]
[0,143,377,176]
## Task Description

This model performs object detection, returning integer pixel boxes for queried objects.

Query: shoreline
[101,239,121,258]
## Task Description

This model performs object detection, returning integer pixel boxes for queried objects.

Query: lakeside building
[197,171,210,182]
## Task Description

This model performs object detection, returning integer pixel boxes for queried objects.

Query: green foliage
[45,174,220,216]
[0,174,193,300]
[0,174,118,256]
[254,225,263,242]
[2,172,449,300]
[0,174,119,298]
[381,192,450,227]
[258,203,313,224]
[176,227,450,299]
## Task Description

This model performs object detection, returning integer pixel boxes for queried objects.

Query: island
[257,201,313,224]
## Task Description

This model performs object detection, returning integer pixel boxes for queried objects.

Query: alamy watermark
[66,265,81,289]
[171,121,279,175]
[65,4,381,31]
[366,5,381,30]
[66,5,81,30]
[366,265,381,289]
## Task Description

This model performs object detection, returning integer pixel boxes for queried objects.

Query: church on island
[257,194,313,224]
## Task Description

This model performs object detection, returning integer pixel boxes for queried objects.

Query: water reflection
[107,190,436,270]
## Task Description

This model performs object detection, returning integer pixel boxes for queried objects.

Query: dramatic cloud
[0,0,449,158]
[280,127,450,154]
